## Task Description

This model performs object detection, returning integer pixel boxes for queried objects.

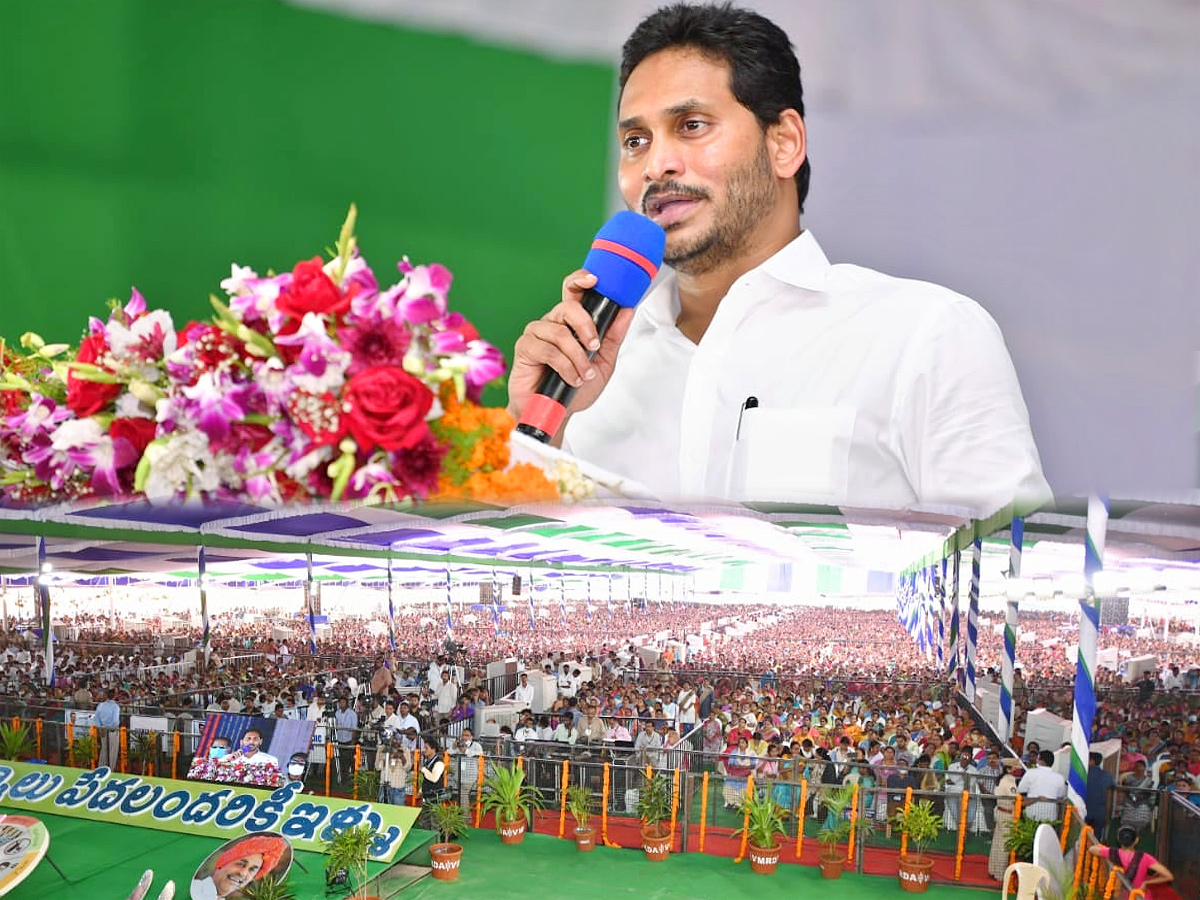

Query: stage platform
[4,805,997,900]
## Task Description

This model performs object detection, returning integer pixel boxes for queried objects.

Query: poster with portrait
[186,713,315,788]
[190,832,292,900]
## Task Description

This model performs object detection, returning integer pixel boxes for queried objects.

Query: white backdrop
[292,0,1200,494]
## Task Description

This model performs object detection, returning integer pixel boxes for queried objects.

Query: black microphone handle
[516,289,622,442]
[533,288,622,405]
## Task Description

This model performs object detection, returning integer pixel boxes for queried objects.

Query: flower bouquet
[186,755,284,788]
[0,206,580,506]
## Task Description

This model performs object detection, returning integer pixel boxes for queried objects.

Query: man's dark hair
[620,2,811,212]
[1089,751,1102,766]
[1038,750,1055,767]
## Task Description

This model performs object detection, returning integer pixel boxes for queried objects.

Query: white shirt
[513,681,535,707]
[1016,764,1067,822]
[564,230,1049,514]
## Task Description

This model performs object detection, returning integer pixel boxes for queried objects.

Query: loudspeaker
[512,575,522,596]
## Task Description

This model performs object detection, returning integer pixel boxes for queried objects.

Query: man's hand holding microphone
[508,212,665,446]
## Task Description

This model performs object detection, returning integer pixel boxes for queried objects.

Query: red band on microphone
[590,238,659,279]
[519,393,568,440]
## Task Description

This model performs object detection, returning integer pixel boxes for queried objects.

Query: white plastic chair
[1002,862,1050,900]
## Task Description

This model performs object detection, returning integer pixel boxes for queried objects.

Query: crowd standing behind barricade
[1,600,1197,867]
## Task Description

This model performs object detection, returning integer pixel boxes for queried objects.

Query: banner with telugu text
[0,762,418,861]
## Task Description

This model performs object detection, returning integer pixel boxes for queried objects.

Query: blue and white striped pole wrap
[560,577,567,626]
[386,556,397,651]
[199,546,211,666]
[965,539,981,703]
[37,536,53,688]
[1069,495,1108,817]
[999,518,1023,742]
[527,570,537,630]
[947,550,961,683]
[607,573,613,618]
[444,566,454,639]
[305,552,318,654]
[936,557,946,671]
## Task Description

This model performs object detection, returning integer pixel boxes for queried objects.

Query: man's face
[213,852,263,896]
[243,731,262,751]
[617,48,787,276]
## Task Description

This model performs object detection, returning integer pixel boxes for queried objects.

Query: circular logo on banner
[0,814,51,897]
[190,832,292,900]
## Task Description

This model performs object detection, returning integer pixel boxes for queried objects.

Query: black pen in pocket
[735,396,758,440]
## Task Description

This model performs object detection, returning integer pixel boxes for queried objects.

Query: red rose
[343,365,433,452]
[109,417,157,458]
[275,256,351,321]
[66,334,121,417]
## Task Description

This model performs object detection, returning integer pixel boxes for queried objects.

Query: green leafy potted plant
[816,783,857,879]
[70,732,97,768]
[479,763,544,845]
[353,767,380,803]
[127,731,154,775]
[0,721,32,761]
[733,787,790,874]
[428,801,469,881]
[566,784,596,852]
[635,771,673,862]
[891,798,941,893]
[323,823,382,899]
[238,873,297,900]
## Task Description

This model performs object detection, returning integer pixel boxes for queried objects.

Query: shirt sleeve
[894,293,1051,513]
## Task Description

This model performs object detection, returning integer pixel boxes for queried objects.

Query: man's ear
[767,109,806,180]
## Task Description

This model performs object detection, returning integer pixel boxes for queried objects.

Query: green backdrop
[0,0,614,405]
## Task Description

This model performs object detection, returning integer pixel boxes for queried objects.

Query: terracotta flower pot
[641,824,671,862]
[819,850,844,879]
[497,814,528,845]
[574,826,596,852]
[748,841,781,875]
[429,842,463,881]
[898,853,935,893]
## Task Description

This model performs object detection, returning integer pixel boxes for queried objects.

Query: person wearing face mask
[285,752,309,787]
[207,736,233,760]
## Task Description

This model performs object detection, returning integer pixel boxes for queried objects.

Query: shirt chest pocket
[727,406,856,502]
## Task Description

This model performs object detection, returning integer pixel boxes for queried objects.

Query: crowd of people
[1,596,1196,891]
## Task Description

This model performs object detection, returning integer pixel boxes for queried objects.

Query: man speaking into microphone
[507,3,1049,513]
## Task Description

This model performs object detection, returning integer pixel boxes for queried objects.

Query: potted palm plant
[566,784,596,852]
[0,721,32,761]
[891,798,941,893]
[427,802,468,881]
[352,767,380,802]
[734,787,790,874]
[70,732,98,768]
[238,873,296,900]
[635,771,673,862]
[479,764,544,845]
[127,731,155,775]
[816,783,857,879]
[323,823,382,899]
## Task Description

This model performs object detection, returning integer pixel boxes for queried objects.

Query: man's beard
[663,140,777,276]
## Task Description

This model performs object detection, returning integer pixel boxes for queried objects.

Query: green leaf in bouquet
[133,439,165,493]
[128,379,163,407]
[20,332,46,352]
[209,295,278,359]
[66,362,122,384]
[327,439,357,501]
[331,203,358,284]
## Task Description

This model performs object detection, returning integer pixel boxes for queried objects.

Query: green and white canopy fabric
[1,495,1196,596]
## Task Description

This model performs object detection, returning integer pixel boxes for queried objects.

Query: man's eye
[682,119,706,132]
[623,135,647,150]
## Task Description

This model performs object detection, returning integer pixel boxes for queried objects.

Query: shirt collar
[637,228,830,331]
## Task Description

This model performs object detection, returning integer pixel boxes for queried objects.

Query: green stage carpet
[5,806,992,900]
